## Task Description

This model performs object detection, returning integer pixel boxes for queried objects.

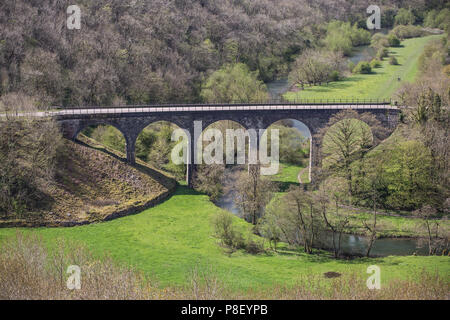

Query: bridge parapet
[30,103,400,188]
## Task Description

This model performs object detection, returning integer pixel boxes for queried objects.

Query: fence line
[1,99,398,119]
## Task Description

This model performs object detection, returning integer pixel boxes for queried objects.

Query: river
[213,78,428,257]
[216,177,427,257]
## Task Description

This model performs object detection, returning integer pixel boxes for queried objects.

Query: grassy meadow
[0,186,448,292]
[284,35,444,101]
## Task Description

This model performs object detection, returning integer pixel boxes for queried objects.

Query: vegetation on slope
[0,133,176,227]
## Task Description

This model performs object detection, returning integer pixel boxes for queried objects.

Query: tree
[285,186,317,254]
[395,8,416,26]
[319,110,386,197]
[316,177,350,258]
[321,114,371,195]
[358,161,386,257]
[323,21,371,56]
[383,140,437,210]
[262,186,319,254]
[212,211,245,255]
[193,164,225,201]
[371,33,389,51]
[200,63,269,103]
[268,124,308,165]
[235,166,274,225]
[289,50,346,87]
[0,94,62,218]
[258,207,282,252]
[415,205,448,256]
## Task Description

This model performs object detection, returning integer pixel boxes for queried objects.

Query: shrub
[389,56,399,65]
[324,21,370,56]
[377,48,389,60]
[370,59,382,68]
[388,34,401,47]
[244,235,265,254]
[330,70,340,81]
[0,233,163,300]
[391,25,425,39]
[371,33,389,49]
[443,65,450,77]
[353,61,372,74]
[348,61,355,71]
[212,211,245,252]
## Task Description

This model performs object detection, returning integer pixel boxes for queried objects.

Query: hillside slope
[0,137,177,227]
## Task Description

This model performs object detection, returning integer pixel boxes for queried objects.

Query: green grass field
[0,186,448,291]
[284,35,443,101]
[271,163,303,184]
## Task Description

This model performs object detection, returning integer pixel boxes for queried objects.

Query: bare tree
[415,205,448,256]
[235,165,274,225]
[316,177,350,258]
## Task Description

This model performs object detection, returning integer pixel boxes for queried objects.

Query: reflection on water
[214,167,240,214]
[348,45,376,65]
[319,232,428,257]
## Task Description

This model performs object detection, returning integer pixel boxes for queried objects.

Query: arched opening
[195,120,250,214]
[77,124,128,159]
[136,121,187,182]
[265,119,312,189]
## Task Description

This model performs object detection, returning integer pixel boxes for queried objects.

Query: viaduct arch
[55,103,400,187]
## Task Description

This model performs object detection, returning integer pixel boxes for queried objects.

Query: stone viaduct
[54,103,400,187]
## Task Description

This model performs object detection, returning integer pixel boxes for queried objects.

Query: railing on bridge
[1,98,398,118]
[59,97,394,109]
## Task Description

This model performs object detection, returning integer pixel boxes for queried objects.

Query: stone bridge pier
[57,105,399,188]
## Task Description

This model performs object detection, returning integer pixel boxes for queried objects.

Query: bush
[212,211,245,252]
[244,235,265,254]
[353,61,372,74]
[348,61,355,71]
[324,21,371,56]
[370,59,382,68]
[330,70,340,81]
[371,33,389,49]
[391,25,425,40]
[377,48,389,60]
[388,34,401,47]
[389,56,399,65]
[443,65,450,77]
